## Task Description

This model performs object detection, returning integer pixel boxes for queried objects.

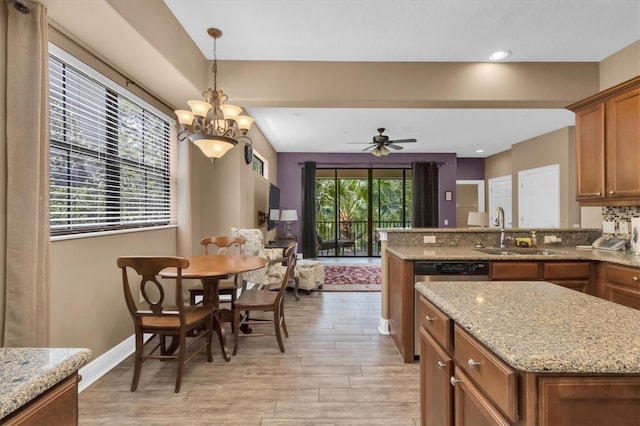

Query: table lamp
[280,210,298,236]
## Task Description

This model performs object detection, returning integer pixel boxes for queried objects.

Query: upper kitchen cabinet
[567,76,640,206]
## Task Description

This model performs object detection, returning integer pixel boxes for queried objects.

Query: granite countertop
[415,280,640,374]
[0,348,92,419]
[387,245,640,268]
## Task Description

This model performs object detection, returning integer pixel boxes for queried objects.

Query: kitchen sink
[473,247,562,256]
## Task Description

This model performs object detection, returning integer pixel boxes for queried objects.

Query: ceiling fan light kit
[347,127,417,156]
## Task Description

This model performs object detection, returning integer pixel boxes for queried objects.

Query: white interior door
[488,176,512,229]
[518,164,560,228]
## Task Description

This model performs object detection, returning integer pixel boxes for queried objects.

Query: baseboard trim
[378,317,389,334]
[77,334,139,392]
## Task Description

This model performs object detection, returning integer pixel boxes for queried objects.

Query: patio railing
[317,220,408,256]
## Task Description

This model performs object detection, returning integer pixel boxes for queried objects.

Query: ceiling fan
[348,127,417,156]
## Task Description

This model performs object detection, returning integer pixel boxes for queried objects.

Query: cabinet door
[490,261,539,280]
[600,263,640,310]
[452,369,510,426]
[575,103,606,200]
[420,328,453,426]
[605,87,640,199]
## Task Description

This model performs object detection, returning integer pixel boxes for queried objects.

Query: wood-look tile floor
[79,291,420,425]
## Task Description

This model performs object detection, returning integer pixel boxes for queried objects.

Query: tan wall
[599,40,640,90]
[511,127,579,228]
[484,128,579,228]
[50,228,176,356]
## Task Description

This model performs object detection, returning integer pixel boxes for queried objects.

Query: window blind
[48,52,171,235]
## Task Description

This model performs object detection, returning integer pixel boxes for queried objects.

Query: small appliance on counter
[631,217,640,256]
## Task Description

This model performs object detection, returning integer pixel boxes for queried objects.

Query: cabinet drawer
[604,264,640,287]
[418,296,452,351]
[543,262,591,279]
[454,325,518,423]
[491,261,539,280]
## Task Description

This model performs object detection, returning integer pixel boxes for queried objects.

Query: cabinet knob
[450,376,460,386]
[596,192,601,196]
[425,316,436,322]
[437,361,446,369]
[468,358,481,368]
[609,190,615,195]
[633,276,639,282]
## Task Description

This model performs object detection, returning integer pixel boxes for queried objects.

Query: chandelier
[175,28,254,161]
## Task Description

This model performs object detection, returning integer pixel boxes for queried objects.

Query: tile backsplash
[603,206,640,238]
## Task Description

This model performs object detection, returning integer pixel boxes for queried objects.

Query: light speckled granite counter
[387,245,640,268]
[0,348,92,419]
[415,280,640,374]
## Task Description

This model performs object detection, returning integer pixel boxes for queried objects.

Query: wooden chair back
[275,242,298,301]
[117,256,190,321]
[201,236,245,255]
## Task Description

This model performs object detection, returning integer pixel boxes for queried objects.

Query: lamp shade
[467,212,489,227]
[280,210,298,222]
[269,209,280,221]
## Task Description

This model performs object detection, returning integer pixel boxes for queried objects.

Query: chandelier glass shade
[175,28,253,161]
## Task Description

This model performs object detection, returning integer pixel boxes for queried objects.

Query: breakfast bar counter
[415,280,640,425]
[415,280,640,373]
[0,347,92,423]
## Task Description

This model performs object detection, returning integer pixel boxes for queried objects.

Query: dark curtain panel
[301,162,317,258]
[412,162,439,227]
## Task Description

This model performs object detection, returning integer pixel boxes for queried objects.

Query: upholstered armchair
[230,228,299,291]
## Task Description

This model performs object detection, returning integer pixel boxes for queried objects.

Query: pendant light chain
[212,35,218,92]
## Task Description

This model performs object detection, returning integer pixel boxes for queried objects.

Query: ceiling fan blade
[361,145,376,151]
[346,141,374,145]
[386,143,404,150]
[389,138,417,143]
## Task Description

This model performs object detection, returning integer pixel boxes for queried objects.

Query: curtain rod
[296,161,448,168]
[7,0,30,14]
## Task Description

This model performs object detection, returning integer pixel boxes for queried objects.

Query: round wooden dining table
[160,253,266,361]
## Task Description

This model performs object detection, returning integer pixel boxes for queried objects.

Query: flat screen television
[268,183,280,231]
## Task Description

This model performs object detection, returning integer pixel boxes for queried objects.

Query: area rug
[322,265,381,292]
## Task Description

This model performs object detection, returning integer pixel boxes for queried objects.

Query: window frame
[48,44,175,238]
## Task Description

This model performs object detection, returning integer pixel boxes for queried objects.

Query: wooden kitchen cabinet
[597,262,640,310]
[418,294,640,426]
[420,327,453,426]
[490,261,592,293]
[387,252,415,362]
[567,76,640,206]
[2,374,79,425]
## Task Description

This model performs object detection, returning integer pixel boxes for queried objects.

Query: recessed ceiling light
[489,50,511,61]
[475,149,484,153]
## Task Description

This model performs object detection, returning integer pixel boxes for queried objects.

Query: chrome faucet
[495,207,506,248]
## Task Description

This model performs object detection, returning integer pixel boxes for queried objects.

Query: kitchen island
[0,347,92,425]
[382,237,640,362]
[416,280,640,425]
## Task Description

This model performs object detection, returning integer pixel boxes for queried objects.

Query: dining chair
[232,241,297,355]
[189,236,245,307]
[117,256,214,393]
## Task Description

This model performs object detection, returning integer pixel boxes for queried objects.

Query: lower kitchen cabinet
[2,374,79,425]
[597,262,640,309]
[490,260,592,293]
[420,328,452,426]
[387,252,415,362]
[418,294,640,426]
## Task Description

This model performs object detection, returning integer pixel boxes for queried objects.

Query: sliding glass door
[316,168,411,257]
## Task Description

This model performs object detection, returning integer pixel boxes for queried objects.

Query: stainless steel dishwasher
[413,260,490,356]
